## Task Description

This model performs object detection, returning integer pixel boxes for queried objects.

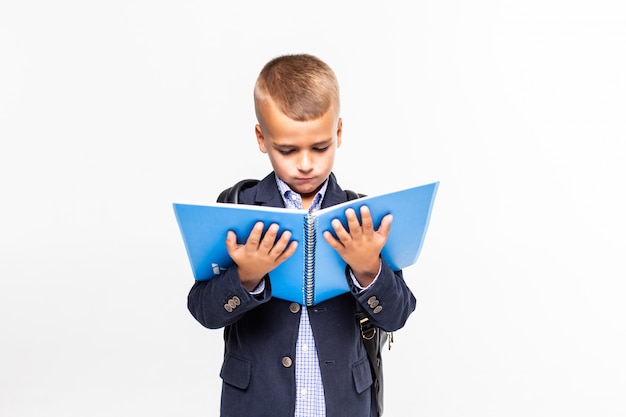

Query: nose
[297,151,313,172]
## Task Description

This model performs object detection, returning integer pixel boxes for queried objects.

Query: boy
[188,54,416,417]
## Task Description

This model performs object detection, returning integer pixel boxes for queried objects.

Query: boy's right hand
[225,222,298,292]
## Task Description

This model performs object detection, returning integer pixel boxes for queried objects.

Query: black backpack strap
[356,303,387,416]
[346,188,389,416]
[217,179,260,204]
[345,189,365,201]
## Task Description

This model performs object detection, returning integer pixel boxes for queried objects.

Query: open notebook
[173,181,439,306]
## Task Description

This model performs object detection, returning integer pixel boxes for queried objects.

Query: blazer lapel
[253,172,286,208]
[321,172,348,208]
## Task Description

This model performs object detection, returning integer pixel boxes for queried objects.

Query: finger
[359,206,374,236]
[377,214,393,238]
[323,230,344,251]
[259,223,280,252]
[225,230,239,256]
[245,222,265,248]
[345,208,363,237]
[331,218,352,243]
[275,240,299,263]
[269,230,293,257]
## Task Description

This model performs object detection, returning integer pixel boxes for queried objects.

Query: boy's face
[255,98,342,202]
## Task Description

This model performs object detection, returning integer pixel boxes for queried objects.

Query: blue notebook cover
[173,181,439,305]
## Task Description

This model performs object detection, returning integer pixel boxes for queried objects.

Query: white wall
[1,1,624,416]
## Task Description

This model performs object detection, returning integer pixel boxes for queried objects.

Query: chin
[292,183,321,197]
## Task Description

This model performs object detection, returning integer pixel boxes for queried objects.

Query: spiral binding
[303,214,316,306]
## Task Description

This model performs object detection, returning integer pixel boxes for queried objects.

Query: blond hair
[254,54,340,122]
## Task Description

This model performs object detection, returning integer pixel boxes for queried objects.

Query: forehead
[259,99,339,144]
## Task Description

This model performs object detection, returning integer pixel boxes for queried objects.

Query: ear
[336,117,343,148]
[255,124,268,153]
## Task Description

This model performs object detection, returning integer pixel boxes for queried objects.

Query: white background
[1,1,625,416]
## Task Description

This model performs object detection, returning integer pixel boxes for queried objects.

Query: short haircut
[254,54,340,122]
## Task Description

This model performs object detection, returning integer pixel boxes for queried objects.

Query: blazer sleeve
[348,258,416,332]
[188,267,272,329]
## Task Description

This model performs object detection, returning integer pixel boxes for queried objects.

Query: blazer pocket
[352,357,373,394]
[220,353,251,390]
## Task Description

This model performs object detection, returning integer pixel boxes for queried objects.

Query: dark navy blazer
[188,172,416,417]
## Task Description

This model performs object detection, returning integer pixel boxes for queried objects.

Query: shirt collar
[275,176,328,212]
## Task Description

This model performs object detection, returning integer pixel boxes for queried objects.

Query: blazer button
[373,305,383,314]
[289,302,301,314]
[224,303,233,313]
[281,356,293,368]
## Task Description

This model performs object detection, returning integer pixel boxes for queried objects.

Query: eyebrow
[273,138,334,149]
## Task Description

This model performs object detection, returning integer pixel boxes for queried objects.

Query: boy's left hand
[323,206,392,287]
